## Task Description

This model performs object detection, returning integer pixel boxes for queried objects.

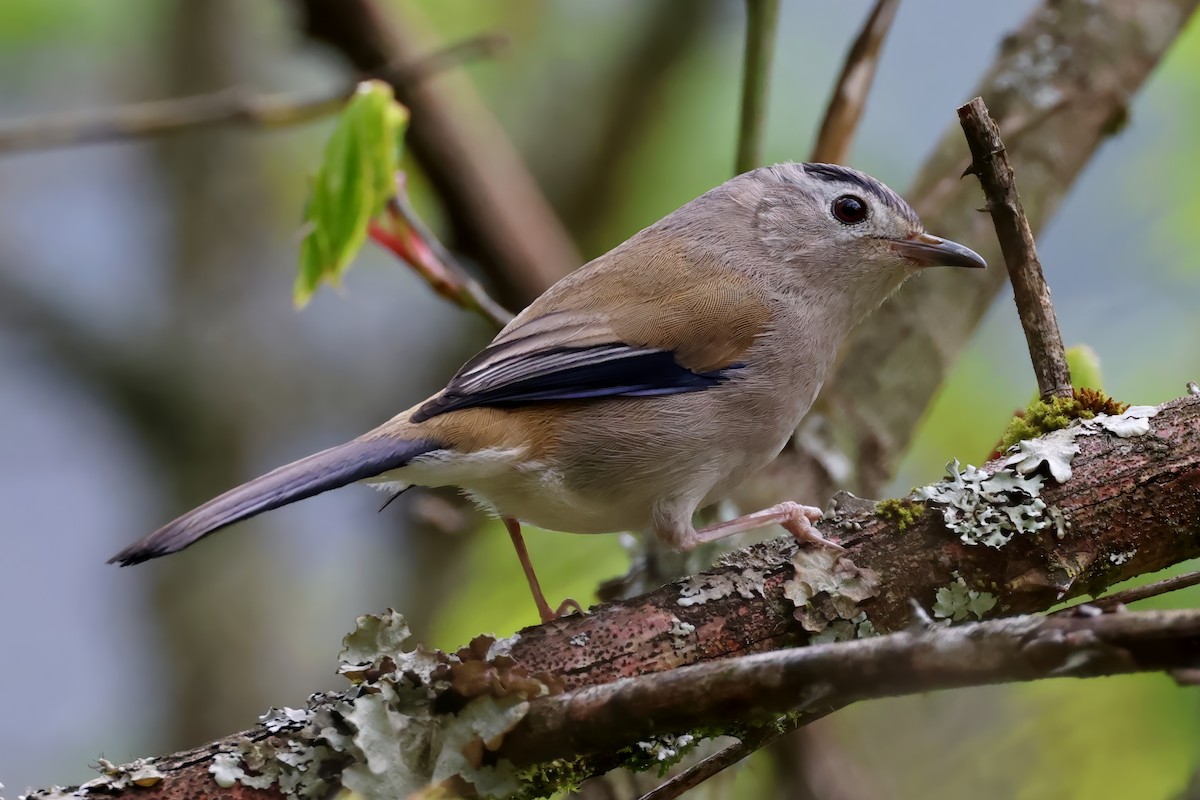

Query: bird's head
[726,162,986,318]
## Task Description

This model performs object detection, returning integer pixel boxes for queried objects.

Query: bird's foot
[692,500,841,550]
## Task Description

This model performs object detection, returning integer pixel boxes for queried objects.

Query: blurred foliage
[0,0,157,48]
[1144,16,1200,279]
[296,81,409,307]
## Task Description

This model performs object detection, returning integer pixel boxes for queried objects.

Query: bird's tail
[108,436,439,566]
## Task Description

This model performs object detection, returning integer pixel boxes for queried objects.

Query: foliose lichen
[20,759,167,799]
[676,538,791,607]
[923,404,1157,547]
[203,609,557,800]
[782,549,881,635]
[1003,404,1159,483]
[917,459,1052,548]
[1109,549,1137,566]
[932,575,999,622]
[809,611,876,644]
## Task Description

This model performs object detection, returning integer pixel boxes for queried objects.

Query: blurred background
[1,1,1198,798]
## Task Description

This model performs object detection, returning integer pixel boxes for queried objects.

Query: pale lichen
[933,575,999,621]
[809,611,876,644]
[1004,405,1159,483]
[669,616,696,638]
[635,734,696,765]
[782,549,881,634]
[997,389,1128,453]
[203,609,550,800]
[677,569,767,606]
[918,459,1052,548]
[19,759,167,799]
[1109,549,1137,566]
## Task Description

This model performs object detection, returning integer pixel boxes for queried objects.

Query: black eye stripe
[832,194,868,225]
[802,162,921,228]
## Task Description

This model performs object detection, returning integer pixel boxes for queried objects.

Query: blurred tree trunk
[147,0,280,747]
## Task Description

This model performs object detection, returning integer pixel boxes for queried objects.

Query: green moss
[874,498,926,531]
[997,390,1128,452]
[515,757,590,800]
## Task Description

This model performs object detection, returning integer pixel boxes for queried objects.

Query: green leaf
[1065,345,1103,391]
[295,80,409,307]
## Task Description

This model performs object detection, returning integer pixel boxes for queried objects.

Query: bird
[109,162,985,623]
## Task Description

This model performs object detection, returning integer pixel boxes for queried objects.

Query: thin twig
[636,722,796,800]
[376,188,513,329]
[735,0,781,174]
[298,0,579,306]
[810,0,900,164]
[957,96,1072,400]
[0,34,505,154]
[1090,570,1200,610]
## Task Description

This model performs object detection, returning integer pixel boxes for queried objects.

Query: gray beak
[889,233,987,269]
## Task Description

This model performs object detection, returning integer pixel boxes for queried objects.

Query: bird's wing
[411,246,771,422]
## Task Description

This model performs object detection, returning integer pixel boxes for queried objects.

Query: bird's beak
[888,232,987,269]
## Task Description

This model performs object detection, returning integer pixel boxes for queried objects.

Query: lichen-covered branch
[958,96,1072,400]
[497,608,1200,765]
[28,396,1200,798]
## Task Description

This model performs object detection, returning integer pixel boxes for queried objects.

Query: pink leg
[503,517,582,623]
[691,501,841,550]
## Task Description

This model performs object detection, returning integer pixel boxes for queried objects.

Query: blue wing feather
[411,345,738,422]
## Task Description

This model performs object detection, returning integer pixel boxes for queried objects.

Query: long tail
[109,436,439,566]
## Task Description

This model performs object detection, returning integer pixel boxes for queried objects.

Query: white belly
[372,446,649,534]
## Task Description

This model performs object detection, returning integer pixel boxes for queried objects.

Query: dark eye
[831,195,868,225]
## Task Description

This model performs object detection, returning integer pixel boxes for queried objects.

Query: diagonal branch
[958,96,1072,400]
[810,0,900,164]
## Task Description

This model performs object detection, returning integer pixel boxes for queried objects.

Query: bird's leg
[691,501,842,550]
[503,517,581,623]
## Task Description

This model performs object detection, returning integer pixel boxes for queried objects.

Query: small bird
[110,163,984,622]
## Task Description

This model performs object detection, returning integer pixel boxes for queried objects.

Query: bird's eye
[831,195,868,225]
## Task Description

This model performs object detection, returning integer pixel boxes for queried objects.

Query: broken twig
[958,96,1072,400]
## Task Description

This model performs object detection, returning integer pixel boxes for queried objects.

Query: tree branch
[28,396,1200,798]
[0,34,505,153]
[810,0,900,165]
[499,608,1200,765]
[369,190,514,329]
[958,96,1072,400]
[735,0,780,173]
[1086,570,1200,611]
